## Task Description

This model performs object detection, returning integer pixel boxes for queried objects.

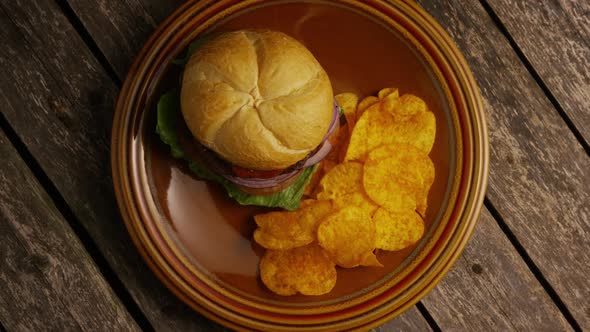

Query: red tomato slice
[232,166,285,179]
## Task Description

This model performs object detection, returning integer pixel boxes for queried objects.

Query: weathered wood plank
[0,2,224,331]
[64,0,184,77]
[418,0,590,328]
[0,228,81,331]
[370,307,433,332]
[422,209,571,331]
[0,130,140,331]
[0,1,429,331]
[486,0,590,145]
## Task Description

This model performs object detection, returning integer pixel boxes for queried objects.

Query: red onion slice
[326,101,340,138]
[303,140,333,168]
[301,101,339,168]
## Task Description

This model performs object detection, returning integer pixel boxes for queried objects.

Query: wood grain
[0,1,429,330]
[486,0,590,145]
[0,1,225,331]
[0,130,140,331]
[422,209,571,331]
[64,0,184,77]
[418,0,590,328]
[369,308,433,332]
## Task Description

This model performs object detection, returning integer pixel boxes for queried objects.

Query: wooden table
[1,1,588,331]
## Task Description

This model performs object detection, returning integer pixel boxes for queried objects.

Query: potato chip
[364,168,417,212]
[363,144,434,212]
[344,104,382,161]
[322,159,338,174]
[382,94,435,153]
[317,207,381,268]
[361,253,383,267]
[357,96,379,116]
[335,92,359,130]
[344,103,373,162]
[377,144,433,210]
[365,144,434,183]
[378,87,399,100]
[392,94,427,117]
[373,208,425,251]
[306,160,338,198]
[379,88,400,114]
[415,153,435,216]
[327,191,379,217]
[260,244,336,296]
[315,161,378,215]
[345,95,436,161]
[318,151,369,201]
[254,200,333,250]
[396,111,436,153]
[317,162,364,199]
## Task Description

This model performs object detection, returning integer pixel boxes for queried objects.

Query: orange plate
[112,0,489,330]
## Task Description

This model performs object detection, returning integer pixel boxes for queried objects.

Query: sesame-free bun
[180,30,334,170]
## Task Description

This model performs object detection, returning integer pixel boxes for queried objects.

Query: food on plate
[363,144,435,214]
[253,88,437,296]
[317,206,381,268]
[156,30,340,210]
[345,90,435,162]
[254,200,333,250]
[373,208,425,251]
[357,96,379,115]
[316,162,364,201]
[378,87,398,99]
[259,244,337,296]
[316,162,378,215]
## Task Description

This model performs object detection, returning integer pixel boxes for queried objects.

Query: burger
[156,30,340,210]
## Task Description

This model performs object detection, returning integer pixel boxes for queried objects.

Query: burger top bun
[180,30,334,171]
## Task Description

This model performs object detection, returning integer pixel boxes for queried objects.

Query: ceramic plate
[112,0,488,330]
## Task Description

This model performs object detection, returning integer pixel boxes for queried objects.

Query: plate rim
[112,0,489,330]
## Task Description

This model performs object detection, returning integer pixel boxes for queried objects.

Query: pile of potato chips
[255,88,436,296]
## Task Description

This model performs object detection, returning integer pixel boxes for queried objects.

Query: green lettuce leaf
[155,91,184,159]
[156,91,316,210]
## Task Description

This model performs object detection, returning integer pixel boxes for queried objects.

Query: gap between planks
[478,0,586,329]
[0,111,154,332]
[416,301,442,332]
[478,0,590,157]
[54,0,121,87]
[484,197,582,332]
